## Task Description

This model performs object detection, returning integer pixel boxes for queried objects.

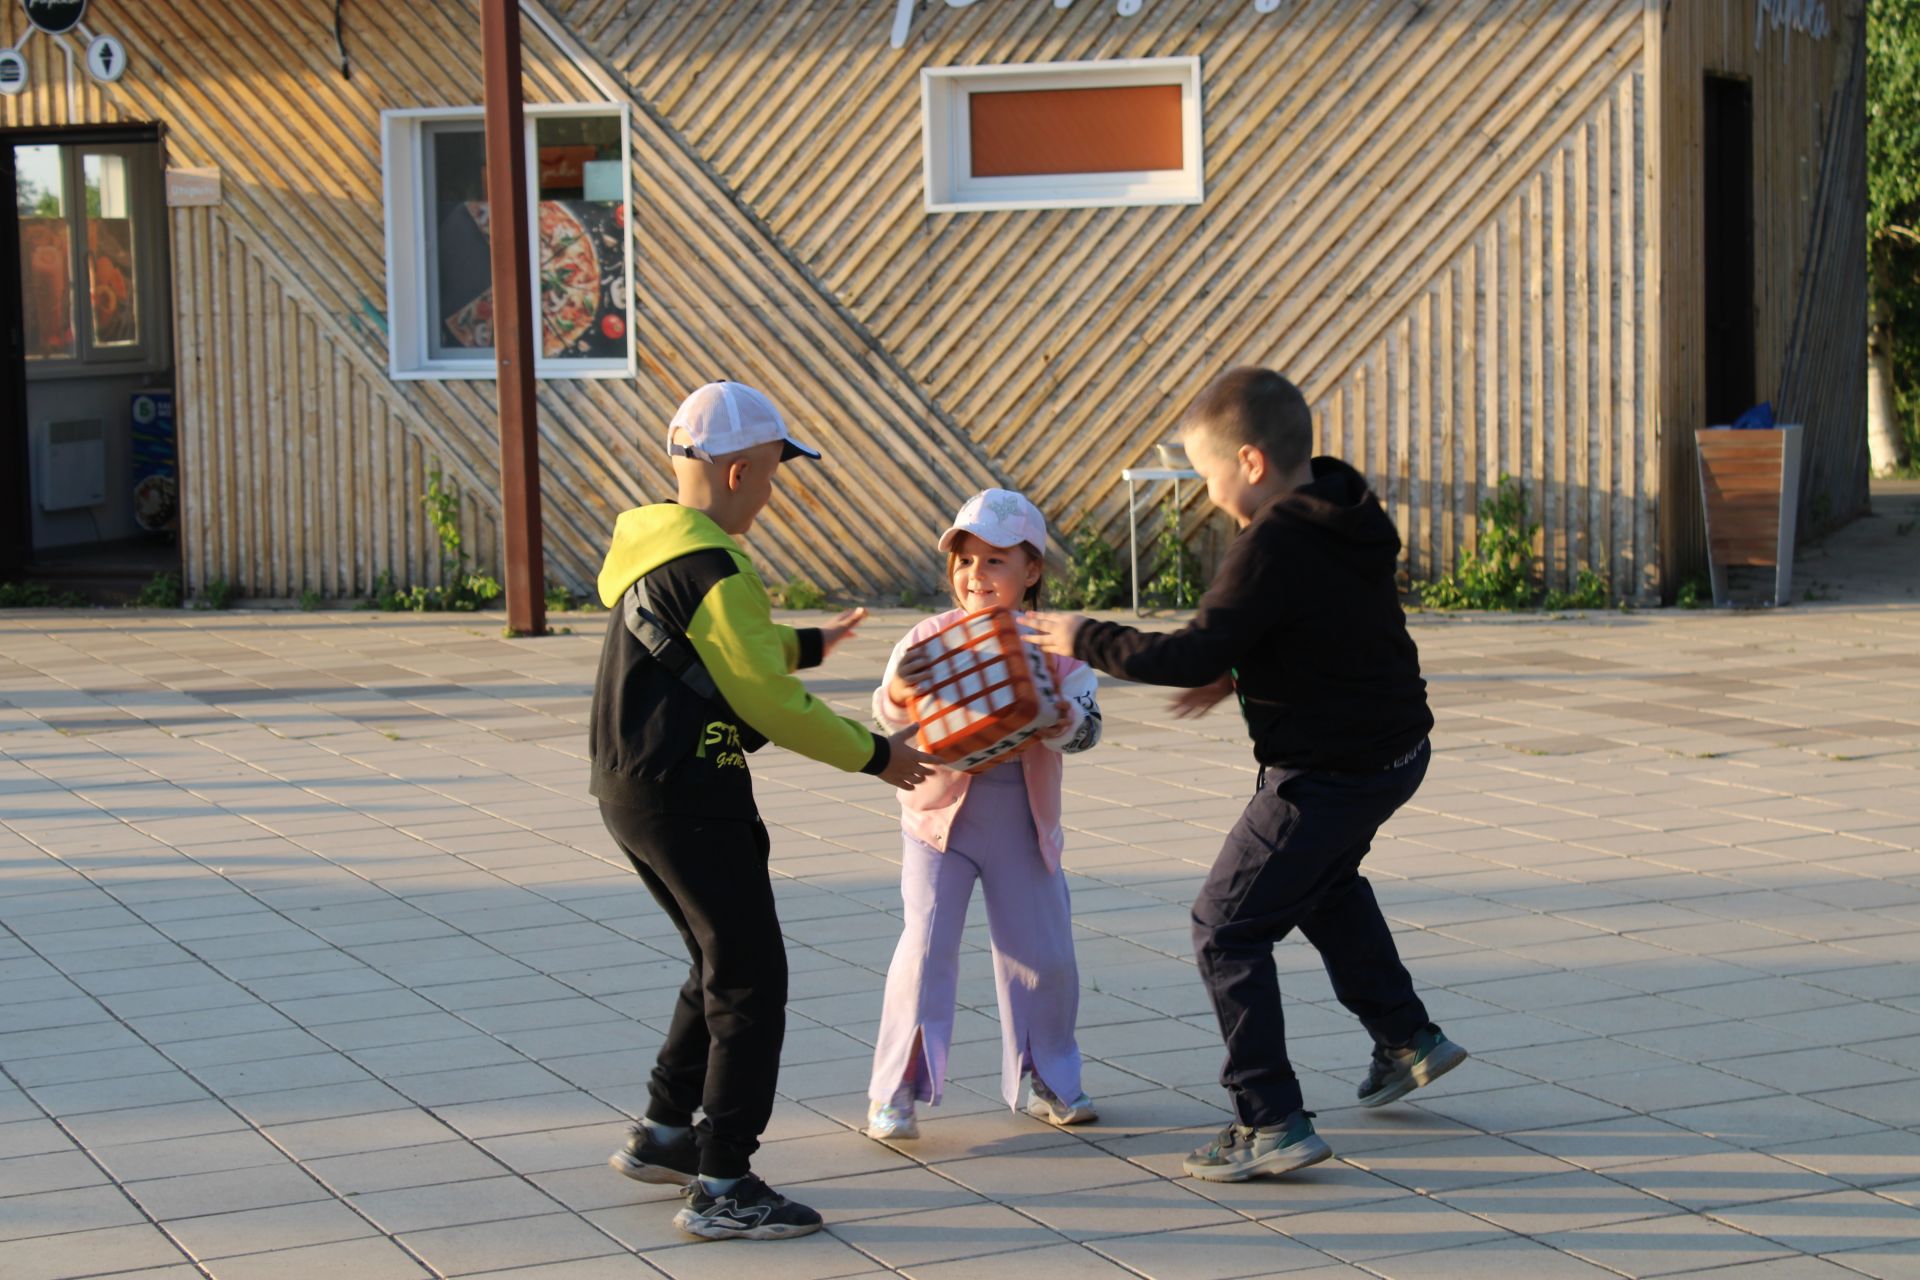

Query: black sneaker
[1357,1024,1469,1108]
[672,1174,824,1241]
[1182,1110,1332,1182]
[608,1122,699,1186]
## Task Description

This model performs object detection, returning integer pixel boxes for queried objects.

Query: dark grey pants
[1192,743,1432,1127]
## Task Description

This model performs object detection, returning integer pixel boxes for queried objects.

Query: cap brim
[780,438,822,462]
[936,525,964,553]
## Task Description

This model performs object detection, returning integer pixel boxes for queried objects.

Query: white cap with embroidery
[938,489,1048,556]
[667,380,821,463]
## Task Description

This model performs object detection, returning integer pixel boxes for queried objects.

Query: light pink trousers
[868,762,1084,1110]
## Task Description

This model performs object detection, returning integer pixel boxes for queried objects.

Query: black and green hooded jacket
[588,503,889,814]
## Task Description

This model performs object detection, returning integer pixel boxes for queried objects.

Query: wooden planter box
[1694,425,1803,607]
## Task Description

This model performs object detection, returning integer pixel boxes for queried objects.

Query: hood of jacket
[596,503,739,607]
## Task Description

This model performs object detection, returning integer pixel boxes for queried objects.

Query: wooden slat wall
[563,0,1660,598]
[1655,3,1868,593]
[13,2,1858,603]
[168,209,501,595]
[5,0,1000,599]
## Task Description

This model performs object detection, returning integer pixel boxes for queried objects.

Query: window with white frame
[921,58,1203,213]
[382,104,634,379]
[15,141,168,375]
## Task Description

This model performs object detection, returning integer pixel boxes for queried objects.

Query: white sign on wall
[165,167,222,208]
[891,0,1283,49]
[0,48,26,96]
[86,34,126,83]
[1754,0,1833,50]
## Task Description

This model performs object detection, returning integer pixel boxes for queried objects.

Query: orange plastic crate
[909,607,1062,774]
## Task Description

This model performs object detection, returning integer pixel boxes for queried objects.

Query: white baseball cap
[667,381,821,463]
[938,489,1048,556]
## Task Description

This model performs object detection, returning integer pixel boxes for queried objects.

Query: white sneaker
[1025,1077,1097,1126]
[866,1099,919,1140]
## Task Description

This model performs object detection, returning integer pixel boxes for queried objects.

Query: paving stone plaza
[3,501,1919,1279]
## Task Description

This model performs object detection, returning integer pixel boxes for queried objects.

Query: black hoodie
[1074,457,1432,772]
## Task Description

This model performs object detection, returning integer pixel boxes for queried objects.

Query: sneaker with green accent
[1357,1024,1469,1108]
[1182,1110,1331,1182]
[1025,1075,1097,1126]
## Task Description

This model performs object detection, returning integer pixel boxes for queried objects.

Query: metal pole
[481,0,546,636]
[1127,475,1140,616]
[1173,477,1182,606]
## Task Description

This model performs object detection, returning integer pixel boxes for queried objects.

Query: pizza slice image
[443,288,494,350]
[440,201,606,357]
[538,202,599,357]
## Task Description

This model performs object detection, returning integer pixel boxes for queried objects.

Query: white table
[1119,466,1201,615]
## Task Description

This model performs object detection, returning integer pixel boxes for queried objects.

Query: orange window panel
[967,84,1183,178]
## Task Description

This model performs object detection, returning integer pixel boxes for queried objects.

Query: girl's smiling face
[948,532,1041,612]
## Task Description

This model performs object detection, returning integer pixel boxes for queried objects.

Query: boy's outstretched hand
[820,607,867,659]
[1170,673,1236,720]
[1023,611,1085,658]
[878,725,937,791]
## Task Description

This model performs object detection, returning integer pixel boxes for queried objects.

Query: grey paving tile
[0,1222,192,1280]
[125,1162,330,1220]
[642,1230,881,1279]
[1709,1189,1920,1254]
[1003,1178,1244,1242]
[266,1108,464,1161]
[90,1130,289,1183]
[827,1200,1065,1266]
[397,1211,624,1275]
[1539,1209,1800,1274]
[161,1198,378,1260]
[0,1181,147,1242]
[61,1100,249,1150]
[0,1149,108,1198]
[1365,1235,1623,1278]
[201,1235,432,1280]
[0,1118,78,1160]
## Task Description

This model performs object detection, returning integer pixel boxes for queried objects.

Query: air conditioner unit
[36,418,107,512]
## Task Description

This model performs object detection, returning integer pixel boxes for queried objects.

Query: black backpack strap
[623,577,721,705]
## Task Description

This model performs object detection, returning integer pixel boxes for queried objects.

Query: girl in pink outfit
[866,490,1103,1140]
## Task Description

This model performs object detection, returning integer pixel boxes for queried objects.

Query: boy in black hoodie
[1029,367,1467,1182]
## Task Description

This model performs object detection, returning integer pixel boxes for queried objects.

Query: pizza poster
[436,199,629,360]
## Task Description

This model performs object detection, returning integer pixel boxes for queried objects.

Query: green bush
[0,581,87,608]
[1420,476,1619,610]
[196,579,239,610]
[1543,568,1610,612]
[1142,495,1204,609]
[1675,577,1707,609]
[775,575,828,610]
[360,471,504,612]
[1053,522,1125,611]
[131,572,183,609]
[1420,476,1538,610]
[297,589,323,611]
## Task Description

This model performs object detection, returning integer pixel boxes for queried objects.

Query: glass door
[15,141,160,373]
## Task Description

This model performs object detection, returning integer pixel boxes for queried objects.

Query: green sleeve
[686,569,879,773]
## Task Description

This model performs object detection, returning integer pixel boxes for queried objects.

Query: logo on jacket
[697,720,747,769]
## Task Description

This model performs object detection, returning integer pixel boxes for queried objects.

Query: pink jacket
[872,609,1103,873]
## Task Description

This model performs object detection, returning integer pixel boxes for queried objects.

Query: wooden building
[1,1,1869,604]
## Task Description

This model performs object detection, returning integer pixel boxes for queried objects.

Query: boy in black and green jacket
[592,381,931,1241]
